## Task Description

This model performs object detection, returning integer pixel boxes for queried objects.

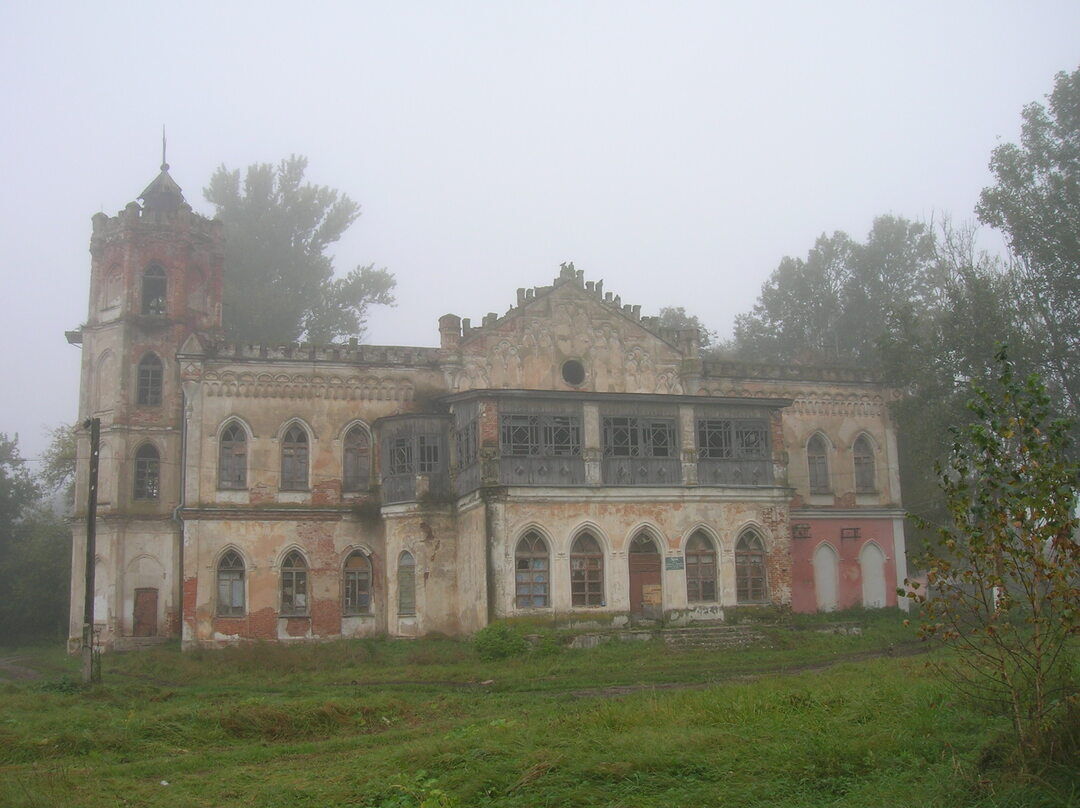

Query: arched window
[342,425,371,492]
[217,551,245,616]
[853,435,876,493]
[281,424,309,490]
[136,354,163,407]
[685,531,717,602]
[280,551,308,616]
[141,265,167,316]
[343,551,372,616]
[398,551,416,615]
[735,530,767,603]
[570,532,604,607]
[515,531,549,608]
[133,443,160,500]
[219,421,247,490]
[807,434,830,494]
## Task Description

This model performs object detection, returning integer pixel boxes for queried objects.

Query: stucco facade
[68,165,908,651]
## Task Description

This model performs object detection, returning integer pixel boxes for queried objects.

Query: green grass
[1,610,1075,807]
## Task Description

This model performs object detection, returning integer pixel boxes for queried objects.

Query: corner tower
[69,159,224,650]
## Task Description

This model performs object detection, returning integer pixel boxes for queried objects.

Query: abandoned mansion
[67,163,909,650]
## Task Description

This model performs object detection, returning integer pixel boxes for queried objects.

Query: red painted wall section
[789,518,898,613]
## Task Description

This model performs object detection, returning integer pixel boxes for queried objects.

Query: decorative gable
[441,264,697,394]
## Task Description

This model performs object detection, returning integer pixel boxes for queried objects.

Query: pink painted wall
[789,517,898,612]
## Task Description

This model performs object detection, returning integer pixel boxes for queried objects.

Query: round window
[561,359,585,386]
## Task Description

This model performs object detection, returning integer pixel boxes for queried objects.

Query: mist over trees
[204,155,396,345]
[0,434,70,643]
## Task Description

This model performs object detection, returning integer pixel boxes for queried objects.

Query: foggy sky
[2,1,1078,461]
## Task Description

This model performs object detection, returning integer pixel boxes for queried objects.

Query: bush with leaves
[905,348,1079,766]
[473,622,529,661]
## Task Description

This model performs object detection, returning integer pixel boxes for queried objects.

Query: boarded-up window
[281,424,309,490]
[136,354,163,407]
[570,533,604,607]
[853,435,875,493]
[343,551,372,615]
[807,434,830,494]
[141,265,166,316]
[217,551,245,616]
[133,443,160,500]
[515,531,549,609]
[685,530,717,602]
[735,530,767,603]
[398,551,416,615]
[342,425,370,492]
[280,551,308,616]
[219,421,247,489]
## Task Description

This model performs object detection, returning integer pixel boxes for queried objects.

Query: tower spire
[161,125,168,171]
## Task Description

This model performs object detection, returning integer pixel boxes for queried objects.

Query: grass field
[1,611,1075,807]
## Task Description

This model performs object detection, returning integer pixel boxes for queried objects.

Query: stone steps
[661,625,771,651]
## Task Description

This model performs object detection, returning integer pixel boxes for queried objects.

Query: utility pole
[82,417,100,684]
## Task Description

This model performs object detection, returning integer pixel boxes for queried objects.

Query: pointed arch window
[685,531,717,602]
[217,551,245,616]
[853,435,876,493]
[570,532,604,607]
[735,530,767,603]
[807,434,830,494]
[515,531,549,608]
[136,354,163,407]
[219,421,247,489]
[280,551,308,616]
[133,443,160,500]
[343,551,372,616]
[281,424,309,490]
[342,425,371,492]
[141,265,167,316]
[398,551,416,615]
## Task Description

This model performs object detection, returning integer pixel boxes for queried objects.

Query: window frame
[570,532,604,608]
[853,434,876,493]
[398,551,417,616]
[136,353,163,407]
[499,413,582,458]
[280,423,310,491]
[216,550,246,617]
[342,551,373,616]
[684,531,718,603]
[280,550,309,616]
[735,530,768,604]
[514,531,550,609]
[602,416,677,459]
[133,443,160,501]
[141,264,167,317]
[807,434,830,494]
[218,421,248,490]
[342,425,371,493]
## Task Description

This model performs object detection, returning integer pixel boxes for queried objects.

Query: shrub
[473,622,528,661]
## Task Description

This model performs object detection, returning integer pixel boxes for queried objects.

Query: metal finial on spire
[161,125,169,172]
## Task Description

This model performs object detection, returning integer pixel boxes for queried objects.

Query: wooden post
[82,417,100,683]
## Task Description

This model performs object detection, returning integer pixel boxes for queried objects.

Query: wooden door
[133,588,158,637]
[628,537,662,616]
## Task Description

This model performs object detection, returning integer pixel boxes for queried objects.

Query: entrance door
[628,534,662,617]
[133,588,158,637]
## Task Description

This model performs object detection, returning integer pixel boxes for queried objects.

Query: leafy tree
[204,155,396,345]
[657,307,720,349]
[0,434,70,643]
[977,67,1080,415]
[39,423,76,508]
[905,350,1079,765]
[732,217,937,367]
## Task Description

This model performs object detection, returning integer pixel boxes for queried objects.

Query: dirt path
[0,656,42,681]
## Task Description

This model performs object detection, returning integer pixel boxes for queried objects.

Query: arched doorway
[813,543,839,612]
[628,532,662,617]
[860,543,886,608]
